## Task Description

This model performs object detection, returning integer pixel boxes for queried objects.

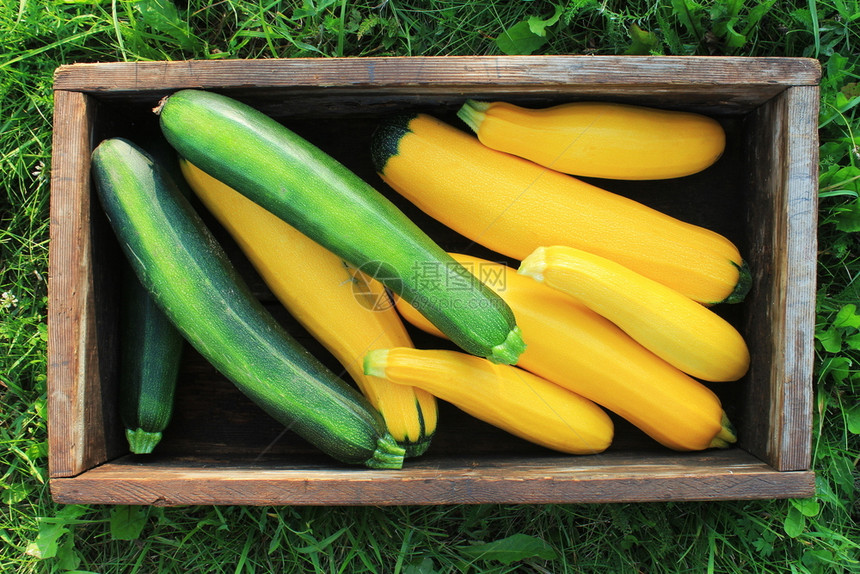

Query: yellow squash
[364,347,613,455]
[518,246,750,382]
[457,100,726,180]
[394,253,736,452]
[373,113,748,305]
[180,160,437,456]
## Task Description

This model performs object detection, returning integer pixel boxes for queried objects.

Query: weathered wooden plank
[53,56,821,95]
[48,91,124,479]
[47,90,96,478]
[49,450,815,505]
[742,87,818,471]
[774,86,818,471]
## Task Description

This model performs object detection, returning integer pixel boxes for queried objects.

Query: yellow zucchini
[394,253,737,452]
[373,113,749,305]
[518,246,750,382]
[364,347,613,455]
[180,160,437,456]
[457,100,726,180]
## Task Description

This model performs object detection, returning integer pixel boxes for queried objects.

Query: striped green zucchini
[119,264,184,454]
[91,137,405,469]
[156,89,525,365]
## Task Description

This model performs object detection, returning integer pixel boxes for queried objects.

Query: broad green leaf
[134,0,199,51]
[1,481,33,504]
[293,0,340,19]
[56,534,81,571]
[25,521,68,559]
[844,332,860,350]
[110,505,148,541]
[835,200,860,232]
[671,0,706,39]
[833,304,860,329]
[803,549,836,569]
[496,21,548,55]
[625,24,661,54]
[790,497,820,517]
[815,326,842,353]
[826,166,860,194]
[846,404,860,434]
[25,440,48,461]
[527,5,563,37]
[723,25,747,49]
[457,533,558,565]
[819,356,852,383]
[743,0,778,34]
[783,504,805,538]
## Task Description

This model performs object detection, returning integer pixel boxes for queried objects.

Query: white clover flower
[1,292,19,310]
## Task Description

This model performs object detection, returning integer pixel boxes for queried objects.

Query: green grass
[1,0,858,572]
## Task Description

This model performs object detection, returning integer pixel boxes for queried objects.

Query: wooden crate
[48,56,820,505]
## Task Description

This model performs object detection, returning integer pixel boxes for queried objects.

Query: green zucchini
[92,137,405,469]
[119,263,184,454]
[156,89,525,365]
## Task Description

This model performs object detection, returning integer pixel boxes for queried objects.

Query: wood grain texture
[52,56,820,113]
[49,450,815,506]
[47,90,96,478]
[742,86,818,471]
[48,92,124,479]
[52,56,822,91]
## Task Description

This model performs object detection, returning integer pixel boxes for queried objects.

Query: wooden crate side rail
[774,85,818,471]
[742,86,818,472]
[53,56,821,94]
[48,90,98,478]
[49,451,816,506]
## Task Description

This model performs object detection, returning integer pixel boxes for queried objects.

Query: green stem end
[517,247,548,283]
[708,411,738,449]
[722,260,752,305]
[363,349,389,378]
[365,433,406,469]
[456,100,490,134]
[488,325,527,365]
[403,435,434,458]
[126,428,163,454]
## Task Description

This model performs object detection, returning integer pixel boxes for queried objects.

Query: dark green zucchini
[119,264,184,454]
[92,137,404,469]
[156,89,525,365]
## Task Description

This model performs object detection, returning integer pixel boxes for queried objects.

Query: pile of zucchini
[93,90,749,467]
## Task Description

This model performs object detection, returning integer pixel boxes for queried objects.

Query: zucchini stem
[126,428,163,454]
[365,433,406,469]
[456,100,491,133]
[708,411,738,448]
[363,349,389,378]
[516,246,548,283]
[488,326,527,365]
[403,436,432,458]
[723,260,752,304]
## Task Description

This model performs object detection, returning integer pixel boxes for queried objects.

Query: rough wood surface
[49,449,815,506]
[47,91,98,478]
[52,56,820,113]
[742,86,818,471]
[48,92,125,480]
[53,56,821,91]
